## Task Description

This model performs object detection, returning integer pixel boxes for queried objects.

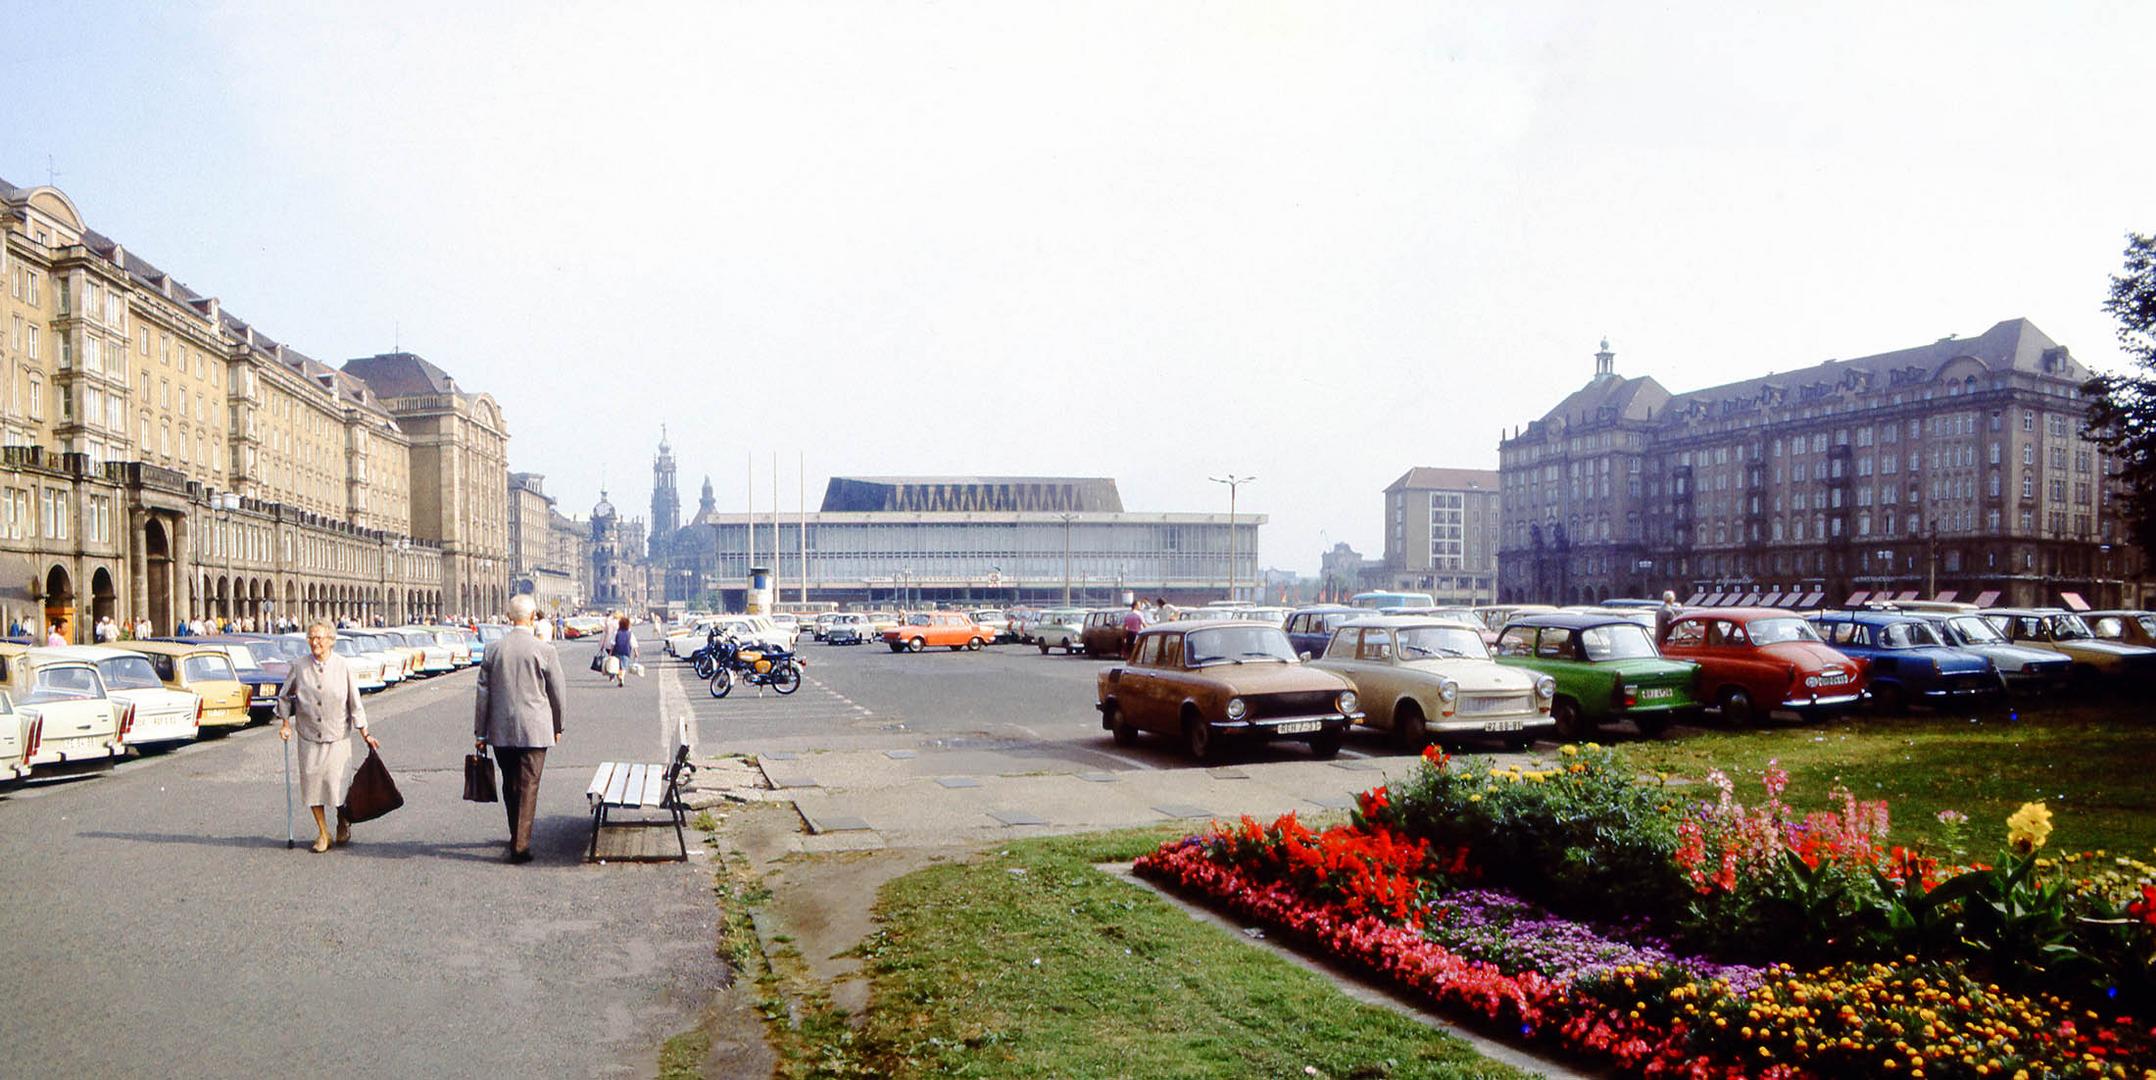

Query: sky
[5,1,2153,573]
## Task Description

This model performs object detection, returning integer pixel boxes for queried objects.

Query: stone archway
[90,566,117,629]
[45,564,76,642]
[144,518,174,633]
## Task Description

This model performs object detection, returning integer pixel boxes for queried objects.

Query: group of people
[278,593,570,862]
[1118,596,1181,656]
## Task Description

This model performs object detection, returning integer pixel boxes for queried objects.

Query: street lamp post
[214,492,241,626]
[1208,475,1255,603]
[1057,513,1076,607]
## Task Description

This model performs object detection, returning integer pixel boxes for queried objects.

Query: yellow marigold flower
[2007,801,2053,855]
[1468,794,1483,803]
[1559,744,1579,757]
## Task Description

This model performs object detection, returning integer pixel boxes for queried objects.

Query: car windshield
[1748,617,1823,645]
[1185,626,1297,666]
[331,639,359,657]
[1394,625,1489,660]
[1942,616,2006,645]
[908,614,932,626]
[2138,615,2156,638]
[2049,614,2094,640]
[27,665,104,703]
[1580,623,1660,661]
[97,656,166,690]
[183,654,238,683]
[257,637,307,661]
[1878,622,1943,648]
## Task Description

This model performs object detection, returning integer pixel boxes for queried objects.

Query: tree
[2083,232,2156,561]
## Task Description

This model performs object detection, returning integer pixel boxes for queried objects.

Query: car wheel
[1502,736,1532,752]
[1718,686,1756,726]
[1183,715,1220,762]
[966,637,984,651]
[908,637,926,653]
[1038,642,1049,655]
[1309,731,1344,760]
[1633,714,1671,739]
[1551,697,1589,742]
[1874,682,1908,714]
[1106,703,1138,747]
[1393,701,1428,751]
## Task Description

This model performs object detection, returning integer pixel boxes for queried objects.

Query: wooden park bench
[585,743,696,862]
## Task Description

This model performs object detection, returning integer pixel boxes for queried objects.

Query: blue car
[1807,611,2004,711]
[1283,605,1364,659]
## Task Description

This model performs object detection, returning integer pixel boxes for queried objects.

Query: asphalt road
[0,636,721,1080]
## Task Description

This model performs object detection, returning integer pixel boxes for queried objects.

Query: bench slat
[626,763,651,806]
[587,762,618,801]
[641,766,667,807]
[604,764,634,806]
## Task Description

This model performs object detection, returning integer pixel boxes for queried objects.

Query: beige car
[1309,616,1555,751]
[46,645,202,750]
[0,691,28,782]
[0,644,127,768]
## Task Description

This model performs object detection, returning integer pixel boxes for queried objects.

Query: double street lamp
[213,492,241,623]
[1209,475,1254,603]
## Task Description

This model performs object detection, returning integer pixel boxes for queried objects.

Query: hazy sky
[6,2,2152,572]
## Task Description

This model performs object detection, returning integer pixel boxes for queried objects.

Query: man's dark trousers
[496,746,547,855]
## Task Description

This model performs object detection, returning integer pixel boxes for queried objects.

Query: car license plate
[1481,720,1524,733]
[1640,687,1673,700]
[1272,720,1321,735]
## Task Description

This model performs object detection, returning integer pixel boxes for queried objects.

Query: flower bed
[1133,746,2156,1077]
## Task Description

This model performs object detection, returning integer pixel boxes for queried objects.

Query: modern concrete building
[0,178,518,638]
[655,473,1263,609]
[1381,467,1500,605]
[1496,323,2150,609]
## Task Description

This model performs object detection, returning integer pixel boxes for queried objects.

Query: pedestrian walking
[607,615,637,687]
[474,595,567,863]
[1654,590,1682,645]
[1120,600,1147,659]
[277,620,377,853]
[46,620,68,647]
[534,615,554,642]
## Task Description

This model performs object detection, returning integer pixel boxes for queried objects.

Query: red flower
[2129,883,2156,926]
[1421,744,1450,769]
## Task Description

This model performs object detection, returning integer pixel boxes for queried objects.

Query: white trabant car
[969,610,1013,643]
[331,632,400,688]
[823,613,873,645]
[1308,616,1555,751]
[0,692,28,782]
[0,644,128,768]
[391,627,458,674]
[704,615,795,652]
[46,645,202,750]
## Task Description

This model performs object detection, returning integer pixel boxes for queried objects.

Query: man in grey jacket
[475,595,568,863]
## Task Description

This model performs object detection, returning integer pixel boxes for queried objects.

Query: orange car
[882,612,993,652]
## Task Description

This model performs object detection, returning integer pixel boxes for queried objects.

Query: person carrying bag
[277,620,382,852]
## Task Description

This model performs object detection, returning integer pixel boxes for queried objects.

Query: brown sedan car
[1096,621,1361,761]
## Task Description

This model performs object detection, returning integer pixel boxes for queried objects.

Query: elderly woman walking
[278,620,378,852]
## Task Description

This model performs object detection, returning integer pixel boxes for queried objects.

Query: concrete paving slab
[761,751,799,761]
[882,749,917,760]
[1151,803,1214,820]
[810,814,873,833]
[1307,794,1357,810]
[987,808,1047,827]
[934,776,982,789]
[1328,760,1382,772]
[765,772,821,789]
[1075,772,1121,783]
[1206,767,1251,780]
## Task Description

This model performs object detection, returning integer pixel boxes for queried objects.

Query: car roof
[1504,611,1655,631]
[1979,607,2065,616]
[1672,606,1803,621]
[40,645,145,661]
[21,646,106,666]
[1810,610,1927,626]
[1289,605,1359,614]
[118,640,223,657]
[1335,615,1484,630]
[1135,618,1277,633]
[2083,610,2150,618]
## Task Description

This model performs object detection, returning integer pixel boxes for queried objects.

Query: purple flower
[1424,888,1764,993]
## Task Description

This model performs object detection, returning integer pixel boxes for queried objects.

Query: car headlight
[1535,676,1556,699]
[1437,680,1458,703]
[1336,690,1358,714]
[1225,697,1247,721]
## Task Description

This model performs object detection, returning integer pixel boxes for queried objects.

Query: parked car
[810,613,840,641]
[969,610,1014,643]
[0,691,28,782]
[333,632,401,688]
[1237,606,1291,628]
[1029,608,1087,654]
[1283,605,1364,659]
[1096,621,1360,761]
[883,611,993,652]
[1908,612,2074,695]
[1657,607,1867,723]
[1313,616,1553,750]
[1472,604,1557,635]
[702,615,796,653]
[1979,607,2156,688]
[1080,609,1135,658]
[1807,611,2004,711]
[118,641,254,732]
[46,645,202,750]
[2085,610,2156,649]
[1492,612,1698,740]
[184,637,285,719]
[0,644,127,767]
[393,627,458,674]
[823,612,872,645]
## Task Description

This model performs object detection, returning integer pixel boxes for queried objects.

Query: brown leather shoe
[334,814,351,846]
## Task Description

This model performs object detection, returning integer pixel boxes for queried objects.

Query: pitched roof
[1532,372,1673,428]
[1384,467,1499,493]
[1662,318,2081,414]
[343,352,459,397]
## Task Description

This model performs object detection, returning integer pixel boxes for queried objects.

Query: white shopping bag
[603,655,621,677]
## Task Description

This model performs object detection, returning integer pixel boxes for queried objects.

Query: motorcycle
[706,632,804,698]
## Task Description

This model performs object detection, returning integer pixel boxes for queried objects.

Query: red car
[1658,607,1866,724]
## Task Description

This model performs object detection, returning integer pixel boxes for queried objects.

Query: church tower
[697,475,716,519]
[650,426,680,560]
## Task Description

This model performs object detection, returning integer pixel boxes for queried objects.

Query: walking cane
[282,732,296,849]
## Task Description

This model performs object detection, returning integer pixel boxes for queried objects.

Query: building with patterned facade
[655,470,1264,609]
[1381,467,1500,605]
[1496,322,2150,609]
[508,472,587,615]
[0,179,516,639]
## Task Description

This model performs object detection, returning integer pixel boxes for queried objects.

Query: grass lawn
[819,826,1528,1080]
[1620,698,2156,857]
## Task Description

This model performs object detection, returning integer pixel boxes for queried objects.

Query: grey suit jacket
[277,653,368,743]
[475,627,566,748]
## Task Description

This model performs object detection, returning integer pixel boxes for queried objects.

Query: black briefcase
[464,751,499,803]
[343,747,406,823]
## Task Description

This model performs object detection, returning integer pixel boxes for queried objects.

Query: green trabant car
[1494,612,1700,740]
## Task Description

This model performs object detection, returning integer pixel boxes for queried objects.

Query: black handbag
[343,746,406,823]
[464,750,499,803]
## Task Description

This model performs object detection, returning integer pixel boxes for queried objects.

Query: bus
[1350,591,1436,610]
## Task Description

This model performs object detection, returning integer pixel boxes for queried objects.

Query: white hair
[508,595,538,623]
